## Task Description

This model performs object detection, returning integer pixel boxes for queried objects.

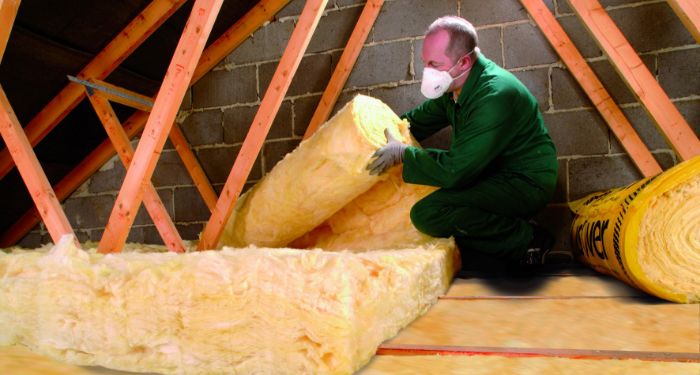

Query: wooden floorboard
[446,274,645,298]
[359,354,700,374]
[385,297,699,353]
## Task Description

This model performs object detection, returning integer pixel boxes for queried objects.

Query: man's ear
[460,53,473,69]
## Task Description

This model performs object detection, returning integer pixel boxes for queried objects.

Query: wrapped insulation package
[570,155,700,303]
[218,95,412,248]
[0,236,459,374]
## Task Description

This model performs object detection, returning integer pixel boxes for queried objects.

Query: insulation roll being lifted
[290,166,438,251]
[570,156,700,303]
[218,95,411,248]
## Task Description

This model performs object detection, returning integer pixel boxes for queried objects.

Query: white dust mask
[420,49,475,99]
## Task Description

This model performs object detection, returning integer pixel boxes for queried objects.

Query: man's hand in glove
[367,129,407,175]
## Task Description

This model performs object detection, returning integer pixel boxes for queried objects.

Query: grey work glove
[367,129,408,175]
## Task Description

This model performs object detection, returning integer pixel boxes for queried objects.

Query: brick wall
[20,0,699,251]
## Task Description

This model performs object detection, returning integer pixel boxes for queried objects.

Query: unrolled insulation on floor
[0,95,460,374]
[0,237,458,374]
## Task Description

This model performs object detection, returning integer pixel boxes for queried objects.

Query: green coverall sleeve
[402,88,519,189]
[401,98,450,141]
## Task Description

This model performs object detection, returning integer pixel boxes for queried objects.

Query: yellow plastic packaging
[570,156,700,303]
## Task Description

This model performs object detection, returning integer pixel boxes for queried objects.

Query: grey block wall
[20,0,699,252]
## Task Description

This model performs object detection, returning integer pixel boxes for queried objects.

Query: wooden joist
[667,0,700,44]
[303,0,383,139]
[568,0,700,161]
[0,0,20,63]
[98,0,224,254]
[376,344,700,363]
[520,0,662,177]
[86,92,185,252]
[198,0,329,250]
[0,0,290,247]
[0,0,187,181]
[0,87,77,246]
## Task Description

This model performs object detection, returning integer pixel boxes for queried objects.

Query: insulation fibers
[218,95,411,248]
[290,166,438,251]
[0,236,458,374]
[570,155,700,303]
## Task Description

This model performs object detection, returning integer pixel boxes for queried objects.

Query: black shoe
[520,223,556,267]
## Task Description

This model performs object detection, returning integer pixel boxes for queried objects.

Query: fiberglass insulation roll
[289,166,438,251]
[570,155,700,303]
[218,95,411,248]
[0,235,459,374]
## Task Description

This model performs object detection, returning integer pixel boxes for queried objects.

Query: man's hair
[426,16,478,61]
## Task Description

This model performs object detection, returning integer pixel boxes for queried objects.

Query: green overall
[402,54,558,263]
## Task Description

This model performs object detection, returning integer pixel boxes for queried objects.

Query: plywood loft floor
[2,267,698,374]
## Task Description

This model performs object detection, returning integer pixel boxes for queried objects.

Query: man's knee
[409,197,442,237]
[410,196,466,238]
[411,193,487,238]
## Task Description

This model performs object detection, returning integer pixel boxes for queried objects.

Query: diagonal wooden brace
[198,0,329,250]
[86,92,185,252]
[98,0,224,254]
[520,0,662,177]
[0,0,20,63]
[0,0,188,181]
[303,0,384,139]
[78,77,218,211]
[0,0,291,248]
[0,86,78,246]
[568,0,700,161]
[667,0,700,44]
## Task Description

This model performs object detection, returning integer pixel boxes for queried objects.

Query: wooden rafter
[0,0,20,63]
[303,0,383,139]
[520,0,662,177]
[0,0,291,247]
[667,0,700,44]
[0,87,78,246]
[168,122,218,211]
[86,92,185,252]
[198,0,329,250]
[568,0,700,161]
[0,0,187,180]
[79,77,218,211]
[98,0,224,254]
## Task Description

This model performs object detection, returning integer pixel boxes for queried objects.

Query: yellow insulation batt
[290,167,437,251]
[570,155,700,303]
[219,95,411,248]
[0,235,458,374]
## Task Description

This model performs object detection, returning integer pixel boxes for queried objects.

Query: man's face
[421,29,455,72]
[421,29,470,92]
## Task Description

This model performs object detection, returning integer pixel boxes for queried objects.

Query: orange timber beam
[98,0,224,253]
[0,0,291,247]
[198,0,328,250]
[568,0,700,161]
[520,0,662,177]
[0,0,187,180]
[82,77,218,211]
[303,0,383,139]
[0,0,20,63]
[0,87,78,246]
[667,0,700,44]
[86,92,185,252]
